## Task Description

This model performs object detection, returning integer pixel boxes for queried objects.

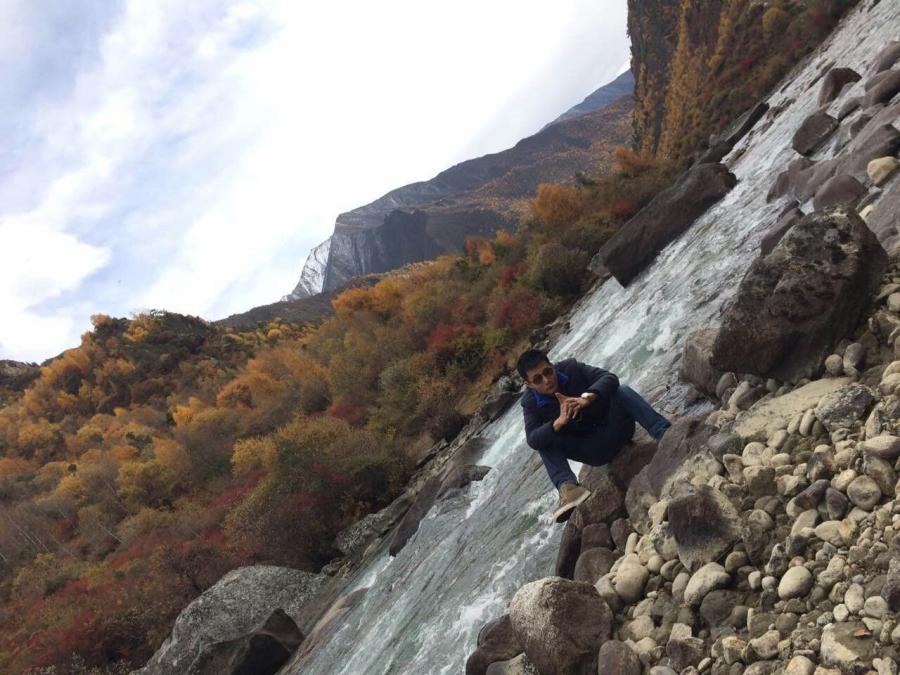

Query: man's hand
[552,392,591,431]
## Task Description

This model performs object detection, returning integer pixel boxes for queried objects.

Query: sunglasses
[529,365,555,385]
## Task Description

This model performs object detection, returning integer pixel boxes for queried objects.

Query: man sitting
[517,349,672,523]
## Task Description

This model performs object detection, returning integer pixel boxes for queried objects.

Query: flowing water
[291,2,900,671]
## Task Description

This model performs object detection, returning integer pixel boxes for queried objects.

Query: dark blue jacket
[520,358,619,451]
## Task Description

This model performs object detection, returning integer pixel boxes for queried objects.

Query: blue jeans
[537,384,671,489]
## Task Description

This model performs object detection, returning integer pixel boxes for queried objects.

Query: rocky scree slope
[465,36,900,675]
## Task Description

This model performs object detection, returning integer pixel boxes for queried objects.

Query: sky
[0,0,629,364]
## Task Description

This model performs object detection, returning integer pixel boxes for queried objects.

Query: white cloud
[0,0,629,363]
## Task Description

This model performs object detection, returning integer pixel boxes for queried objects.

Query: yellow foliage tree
[529,184,585,230]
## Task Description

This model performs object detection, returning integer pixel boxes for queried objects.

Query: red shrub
[609,199,639,219]
[326,396,368,426]
[499,261,525,287]
[494,288,542,334]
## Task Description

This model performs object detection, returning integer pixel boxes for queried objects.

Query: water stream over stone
[291,2,900,671]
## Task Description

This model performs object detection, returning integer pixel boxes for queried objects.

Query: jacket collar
[531,368,568,407]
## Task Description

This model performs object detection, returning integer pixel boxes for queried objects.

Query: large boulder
[679,327,724,397]
[466,615,523,675]
[591,163,737,286]
[864,70,900,107]
[437,464,492,499]
[819,67,861,105]
[625,416,717,533]
[135,566,324,675]
[508,577,612,675]
[871,41,900,73]
[767,157,814,202]
[710,208,887,382]
[792,110,838,155]
[572,547,617,584]
[812,174,868,211]
[667,483,741,572]
[571,468,624,528]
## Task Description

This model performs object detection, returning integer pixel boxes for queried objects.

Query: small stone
[847,475,882,510]
[846,583,865,613]
[860,435,900,461]
[825,354,845,376]
[869,157,900,187]
[826,487,850,519]
[748,570,762,590]
[779,566,814,599]
[815,521,847,547]
[744,466,776,496]
[673,572,690,603]
[615,559,649,603]
[749,629,779,660]
[865,595,889,619]
[721,636,746,665]
[784,654,815,675]
[684,563,730,607]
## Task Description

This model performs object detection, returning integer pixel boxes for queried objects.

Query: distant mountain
[541,69,634,130]
[282,72,634,301]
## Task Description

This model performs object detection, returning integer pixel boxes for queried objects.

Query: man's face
[524,360,558,396]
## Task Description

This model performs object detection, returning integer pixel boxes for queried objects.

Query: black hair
[516,349,550,379]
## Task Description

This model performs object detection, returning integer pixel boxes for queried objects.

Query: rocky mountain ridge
[282,73,635,300]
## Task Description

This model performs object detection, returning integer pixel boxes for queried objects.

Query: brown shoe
[552,481,591,523]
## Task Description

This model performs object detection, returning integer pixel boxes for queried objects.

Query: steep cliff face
[629,0,861,161]
[282,239,331,302]
[286,75,634,297]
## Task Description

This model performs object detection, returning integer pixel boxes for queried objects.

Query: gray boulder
[679,327,724,396]
[572,547,617,584]
[819,67,861,105]
[864,70,900,107]
[597,640,641,675]
[135,566,324,675]
[508,577,612,675]
[710,208,887,382]
[591,163,736,286]
[813,174,868,211]
[815,383,875,432]
[792,110,838,155]
[667,483,741,571]
[466,614,523,675]
[437,464,492,499]
[871,41,900,73]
